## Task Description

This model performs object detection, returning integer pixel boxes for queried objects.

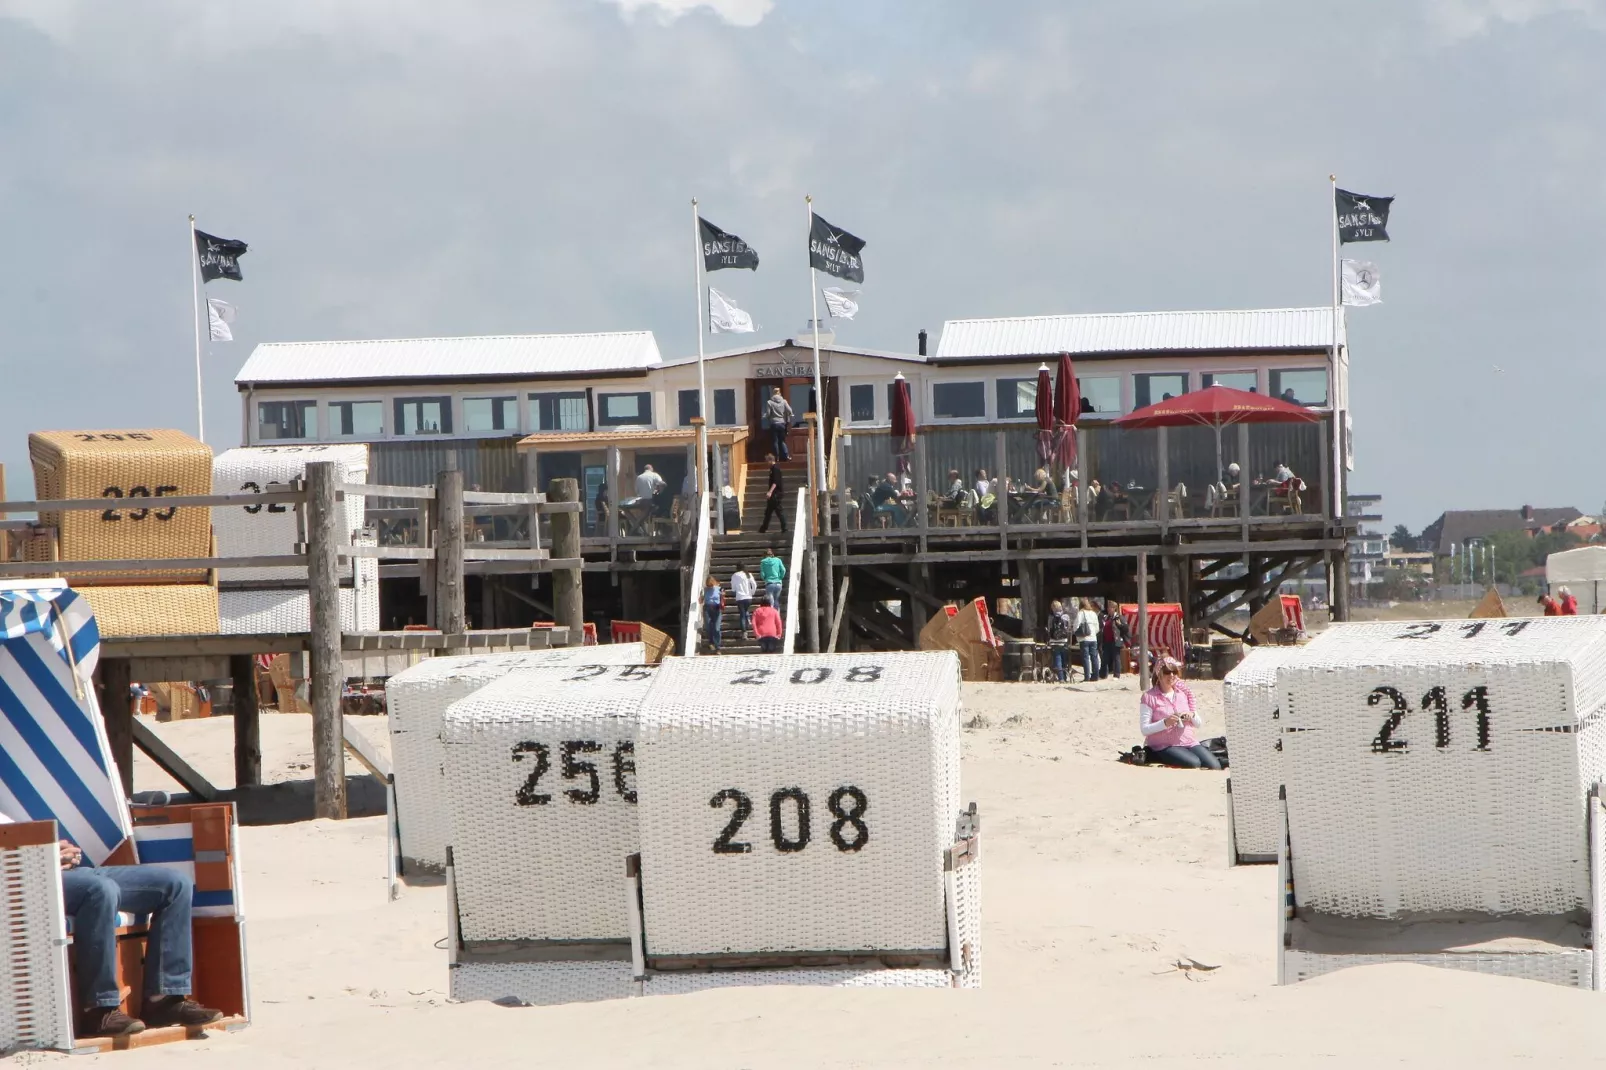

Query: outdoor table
[619,499,653,536]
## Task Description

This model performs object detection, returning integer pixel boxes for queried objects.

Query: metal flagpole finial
[1328,174,1336,183]
[805,194,812,204]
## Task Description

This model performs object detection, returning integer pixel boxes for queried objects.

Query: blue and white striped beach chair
[0,580,250,1054]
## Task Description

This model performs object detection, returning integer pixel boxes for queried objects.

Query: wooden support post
[606,445,622,556]
[909,563,930,637]
[913,435,929,555]
[805,548,820,653]
[306,460,347,820]
[713,436,726,536]
[1157,425,1170,537]
[805,414,819,536]
[1238,423,1251,550]
[1317,422,1330,522]
[1019,560,1041,640]
[995,432,1009,568]
[435,467,466,637]
[827,573,851,653]
[1162,556,1180,604]
[418,496,435,627]
[523,447,544,585]
[96,656,133,796]
[549,477,583,644]
[1137,550,1150,691]
[690,416,709,499]
[230,653,261,789]
[1077,426,1089,557]
[1332,545,1351,621]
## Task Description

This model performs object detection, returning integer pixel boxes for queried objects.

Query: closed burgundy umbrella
[890,373,916,474]
[1113,383,1320,483]
[1052,352,1080,480]
[1033,363,1054,464]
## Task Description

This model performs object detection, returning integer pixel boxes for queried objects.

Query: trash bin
[1001,638,1034,682]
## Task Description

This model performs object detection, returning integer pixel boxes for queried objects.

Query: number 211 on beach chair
[0,580,250,1053]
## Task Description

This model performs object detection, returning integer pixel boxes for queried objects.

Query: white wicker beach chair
[1274,617,1606,989]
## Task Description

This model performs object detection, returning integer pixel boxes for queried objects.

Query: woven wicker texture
[1279,617,1606,918]
[953,849,982,989]
[645,967,955,993]
[0,840,73,1052]
[212,445,368,582]
[1223,646,1309,859]
[449,962,637,1005]
[218,530,379,634]
[78,583,219,638]
[442,664,658,941]
[1285,949,1592,989]
[636,652,963,956]
[387,644,645,871]
[28,429,212,585]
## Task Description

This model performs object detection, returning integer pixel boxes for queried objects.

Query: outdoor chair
[651,495,683,538]
[1164,482,1188,520]
[1269,479,1304,515]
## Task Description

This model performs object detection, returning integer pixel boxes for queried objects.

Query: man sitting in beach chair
[56,829,224,1037]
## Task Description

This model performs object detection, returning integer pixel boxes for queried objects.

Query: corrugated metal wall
[370,438,526,492]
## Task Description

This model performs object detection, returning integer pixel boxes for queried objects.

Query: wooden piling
[549,477,583,644]
[306,460,346,819]
[230,653,261,788]
[434,467,466,636]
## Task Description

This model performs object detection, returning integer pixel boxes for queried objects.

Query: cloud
[600,0,773,28]
[1424,0,1603,39]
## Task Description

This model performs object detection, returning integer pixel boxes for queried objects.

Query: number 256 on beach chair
[0,581,251,1054]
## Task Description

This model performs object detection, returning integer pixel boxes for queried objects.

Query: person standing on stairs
[760,548,786,610]
[702,575,725,653]
[765,387,794,461]
[730,564,757,639]
[752,593,784,654]
[758,453,787,534]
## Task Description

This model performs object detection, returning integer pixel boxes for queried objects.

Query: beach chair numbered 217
[0,580,251,1054]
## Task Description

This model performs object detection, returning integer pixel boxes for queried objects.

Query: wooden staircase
[736,460,807,534]
[703,532,784,656]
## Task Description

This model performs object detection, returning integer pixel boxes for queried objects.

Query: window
[677,389,701,427]
[598,391,652,426]
[1203,371,1257,392]
[932,381,986,420]
[849,384,875,423]
[329,400,382,438]
[530,391,589,432]
[995,378,1039,420]
[1078,376,1121,416]
[1269,369,1329,406]
[712,388,736,427]
[463,396,517,433]
[1134,373,1188,408]
[258,400,315,440]
[394,397,452,435]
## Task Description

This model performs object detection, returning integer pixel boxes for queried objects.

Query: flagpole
[806,197,827,507]
[691,199,709,506]
[189,214,205,442]
[1329,174,1341,523]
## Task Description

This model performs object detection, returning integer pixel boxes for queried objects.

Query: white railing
[682,490,713,658]
[782,487,807,655]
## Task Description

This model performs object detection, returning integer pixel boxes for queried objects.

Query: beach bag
[1048,614,1071,642]
[1073,616,1093,641]
[1204,736,1229,767]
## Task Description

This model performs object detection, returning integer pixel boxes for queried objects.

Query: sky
[1,0,1603,530]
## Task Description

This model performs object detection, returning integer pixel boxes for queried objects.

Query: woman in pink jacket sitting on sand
[1138,656,1221,769]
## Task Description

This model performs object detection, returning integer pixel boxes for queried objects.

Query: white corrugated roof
[235,331,661,385]
[934,308,1343,359]
[659,340,926,368]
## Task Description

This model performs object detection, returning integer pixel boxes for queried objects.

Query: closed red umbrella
[1033,363,1054,463]
[1052,353,1080,479]
[890,373,916,474]
[1113,383,1320,483]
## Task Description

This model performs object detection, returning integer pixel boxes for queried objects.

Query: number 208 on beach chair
[0,581,250,1053]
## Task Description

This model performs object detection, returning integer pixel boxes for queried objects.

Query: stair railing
[782,486,807,655]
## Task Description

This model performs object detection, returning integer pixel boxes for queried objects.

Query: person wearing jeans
[752,595,784,653]
[765,387,793,461]
[1075,598,1101,682]
[760,548,786,611]
[1138,657,1221,769]
[58,841,223,1036]
[730,566,756,639]
[701,575,724,653]
[1098,601,1126,679]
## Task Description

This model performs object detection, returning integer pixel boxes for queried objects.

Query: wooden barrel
[1211,638,1245,679]
[1001,638,1034,681]
[28,429,212,585]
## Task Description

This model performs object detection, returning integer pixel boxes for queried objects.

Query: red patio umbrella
[1113,384,1320,483]
[1033,363,1054,464]
[890,373,916,474]
[1052,352,1080,480]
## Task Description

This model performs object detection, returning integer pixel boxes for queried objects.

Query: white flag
[1341,259,1381,307]
[207,297,238,341]
[821,286,860,319]
[707,287,753,333]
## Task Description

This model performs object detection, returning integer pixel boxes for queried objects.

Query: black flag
[699,217,759,271]
[809,213,865,283]
[1335,189,1393,244]
[195,229,248,282]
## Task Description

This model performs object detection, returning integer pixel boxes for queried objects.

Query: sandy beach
[15,670,1594,1069]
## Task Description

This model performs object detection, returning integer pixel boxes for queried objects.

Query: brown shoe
[81,1007,145,1037]
[141,996,223,1028]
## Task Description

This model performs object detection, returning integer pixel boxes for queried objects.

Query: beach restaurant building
[232,306,1353,641]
